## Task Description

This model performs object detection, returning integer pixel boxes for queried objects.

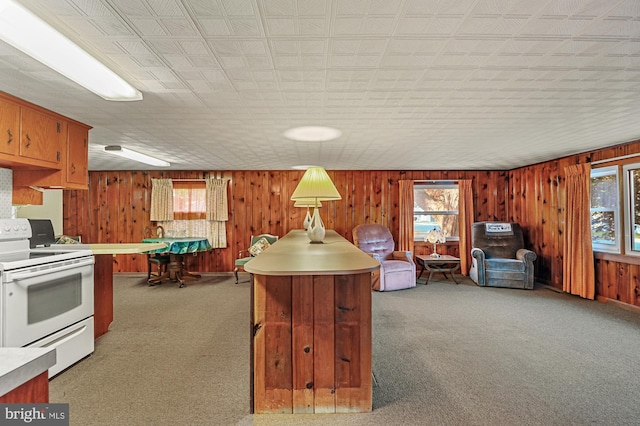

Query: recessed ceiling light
[284,126,342,142]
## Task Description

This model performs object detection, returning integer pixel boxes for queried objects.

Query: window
[413,183,459,241]
[172,181,206,220]
[623,163,640,255]
[590,166,620,253]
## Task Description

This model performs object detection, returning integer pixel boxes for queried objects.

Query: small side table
[415,254,461,284]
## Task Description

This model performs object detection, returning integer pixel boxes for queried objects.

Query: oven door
[2,256,94,347]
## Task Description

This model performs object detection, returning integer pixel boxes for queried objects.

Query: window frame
[413,182,459,242]
[622,162,640,257]
[590,165,621,254]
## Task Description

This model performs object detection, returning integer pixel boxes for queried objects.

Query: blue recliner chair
[469,222,537,289]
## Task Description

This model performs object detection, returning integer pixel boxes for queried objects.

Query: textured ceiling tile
[197,19,232,36]
[7,0,640,171]
[222,0,257,16]
[228,18,263,36]
[262,0,295,16]
[266,18,296,35]
[130,18,167,36]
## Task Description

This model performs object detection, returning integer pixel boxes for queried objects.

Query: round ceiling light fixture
[283,126,342,142]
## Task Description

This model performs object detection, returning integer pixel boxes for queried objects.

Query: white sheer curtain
[150,178,173,221]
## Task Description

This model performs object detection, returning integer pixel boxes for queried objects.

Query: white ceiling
[2,0,640,171]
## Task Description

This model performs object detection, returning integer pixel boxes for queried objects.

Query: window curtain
[205,177,230,248]
[563,163,595,300]
[150,178,173,221]
[458,179,474,276]
[398,180,414,255]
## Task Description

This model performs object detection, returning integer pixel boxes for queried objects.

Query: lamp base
[306,207,325,243]
[429,253,441,258]
[303,210,312,230]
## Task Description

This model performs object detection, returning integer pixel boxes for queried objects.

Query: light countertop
[0,348,56,397]
[46,243,167,255]
[244,230,380,276]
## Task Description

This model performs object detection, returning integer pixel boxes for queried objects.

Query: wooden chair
[144,225,171,285]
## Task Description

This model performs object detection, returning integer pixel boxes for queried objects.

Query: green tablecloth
[142,237,212,254]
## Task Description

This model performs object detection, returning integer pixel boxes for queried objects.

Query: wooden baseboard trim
[596,296,640,313]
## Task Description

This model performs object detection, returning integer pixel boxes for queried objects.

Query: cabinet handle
[25,133,31,148]
[57,151,61,162]
[6,129,11,144]
[71,163,76,175]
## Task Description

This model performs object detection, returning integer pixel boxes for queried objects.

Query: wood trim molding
[594,252,640,266]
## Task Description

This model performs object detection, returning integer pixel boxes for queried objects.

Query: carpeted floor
[49,273,640,425]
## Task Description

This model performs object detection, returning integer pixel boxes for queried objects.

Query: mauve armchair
[469,222,537,289]
[352,224,416,291]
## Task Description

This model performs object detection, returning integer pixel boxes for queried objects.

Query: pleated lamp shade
[290,167,341,242]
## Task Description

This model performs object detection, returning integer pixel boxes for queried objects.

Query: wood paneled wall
[63,170,506,275]
[63,139,640,308]
[508,139,640,307]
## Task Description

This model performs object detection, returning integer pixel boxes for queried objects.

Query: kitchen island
[245,230,379,414]
[90,243,166,338]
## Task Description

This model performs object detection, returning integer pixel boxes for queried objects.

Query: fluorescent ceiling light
[284,126,342,142]
[104,146,170,167]
[0,0,142,101]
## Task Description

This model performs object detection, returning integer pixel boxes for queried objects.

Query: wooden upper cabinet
[0,97,20,156]
[66,122,89,186]
[1,92,92,199]
[20,106,64,168]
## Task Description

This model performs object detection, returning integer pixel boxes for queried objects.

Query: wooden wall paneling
[632,264,640,307]
[388,174,399,244]
[271,171,285,238]
[370,171,383,226]
[617,262,631,304]
[120,172,135,270]
[127,172,146,272]
[476,171,491,221]
[595,258,605,298]
[536,164,548,283]
[607,260,620,300]
[231,171,248,267]
[325,170,343,238]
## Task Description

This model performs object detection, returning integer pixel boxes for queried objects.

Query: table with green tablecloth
[142,237,212,287]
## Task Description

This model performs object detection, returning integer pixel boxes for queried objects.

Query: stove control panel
[0,218,32,240]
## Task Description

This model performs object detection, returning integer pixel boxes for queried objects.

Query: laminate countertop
[0,348,56,397]
[44,243,167,255]
[244,229,380,276]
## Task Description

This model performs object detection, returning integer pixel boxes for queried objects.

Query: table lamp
[425,229,447,258]
[290,167,341,243]
[294,198,322,230]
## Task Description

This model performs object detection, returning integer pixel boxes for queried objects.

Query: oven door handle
[4,257,95,284]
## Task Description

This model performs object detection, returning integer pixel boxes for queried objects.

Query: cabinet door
[67,122,89,186]
[20,106,63,167]
[0,98,19,156]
